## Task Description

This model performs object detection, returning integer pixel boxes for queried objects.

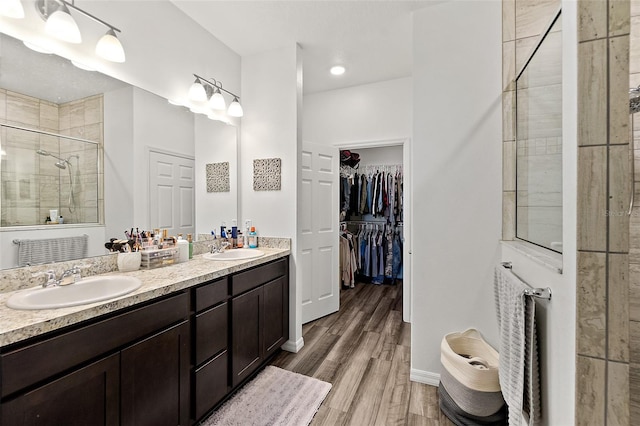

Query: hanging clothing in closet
[340,169,404,222]
[350,223,403,285]
[339,229,358,288]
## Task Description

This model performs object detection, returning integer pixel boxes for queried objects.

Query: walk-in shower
[36,149,80,213]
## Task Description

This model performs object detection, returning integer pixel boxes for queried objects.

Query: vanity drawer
[195,302,228,365]
[1,292,189,398]
[194,350,228,421]
[195,277,229,312]
[231,258,287,296]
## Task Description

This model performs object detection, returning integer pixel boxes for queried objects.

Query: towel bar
[501,262,552,300]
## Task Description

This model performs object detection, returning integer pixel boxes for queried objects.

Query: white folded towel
[494,265,541,426]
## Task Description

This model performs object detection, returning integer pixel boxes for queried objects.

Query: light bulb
[209,88,226,110]
[0,0,24,18]
[188,79,207,102]
[227,97,243,117]
[45,3,81,44]
[330,65,346,76]
[96,29,125,63]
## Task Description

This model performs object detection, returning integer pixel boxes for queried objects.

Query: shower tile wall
[0,89,103,226]
[503,0,630,424]
[630,1,640,422]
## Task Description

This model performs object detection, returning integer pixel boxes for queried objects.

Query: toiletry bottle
[244,220,251,248]
[187,234,193,259]
[177,234,189,263]
[248,226,258,248]
[237,231,244,248]
[220,221,227,239]
[231,220,238,248]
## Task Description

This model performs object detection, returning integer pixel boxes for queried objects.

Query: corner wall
[411,1,502,383]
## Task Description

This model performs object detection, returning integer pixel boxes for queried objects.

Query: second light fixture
[188,74,243,118]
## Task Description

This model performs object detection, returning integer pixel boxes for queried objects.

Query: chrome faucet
[38,266,83,288]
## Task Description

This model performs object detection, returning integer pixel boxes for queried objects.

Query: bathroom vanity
[0,250,289,426]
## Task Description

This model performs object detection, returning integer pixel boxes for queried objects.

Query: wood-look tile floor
[270,281,455,426]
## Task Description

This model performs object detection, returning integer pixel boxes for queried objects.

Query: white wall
[240,44,302,349]
[303,77,411,145]
[501,4,577,425]
[195,116,238,236]
[410,2,503,384]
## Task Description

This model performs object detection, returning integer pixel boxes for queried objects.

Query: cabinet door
[121,321,190,426]
[263,276,288,358]
[1,353,119,426]
[231,286,263,387]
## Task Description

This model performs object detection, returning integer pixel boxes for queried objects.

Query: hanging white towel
[494,265,541,426]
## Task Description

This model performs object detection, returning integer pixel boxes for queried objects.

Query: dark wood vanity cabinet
[0,256,289,426]
[231,258,289,388]
[0,292,190,426]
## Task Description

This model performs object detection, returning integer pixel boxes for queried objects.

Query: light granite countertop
[0,247,290,348]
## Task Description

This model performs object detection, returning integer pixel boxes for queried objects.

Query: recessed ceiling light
[330,65,346,76]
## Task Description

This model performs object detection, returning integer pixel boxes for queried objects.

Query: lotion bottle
[187,234,193,259]
[177,234,189,263]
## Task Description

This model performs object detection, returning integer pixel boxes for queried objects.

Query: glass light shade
[0,0,25,18]
[71,60,95,71]
[227,97,243,117]
[188,80,207,102]
[23,40,53,54]
[208,90,226,110]
[45,4,81,44]
[96,29,125,63]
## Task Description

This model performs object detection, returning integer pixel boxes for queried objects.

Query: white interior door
[299,142,340,324]
[149,150,195,237]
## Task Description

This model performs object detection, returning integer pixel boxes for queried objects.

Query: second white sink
[203,249,265,261]
[6,275,143,310]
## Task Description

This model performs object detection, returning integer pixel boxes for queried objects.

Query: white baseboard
[410,368,440,386]
[281,337,304,353]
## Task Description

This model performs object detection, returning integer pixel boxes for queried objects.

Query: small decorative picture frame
[253,158,281,191]
[206,162,230,193]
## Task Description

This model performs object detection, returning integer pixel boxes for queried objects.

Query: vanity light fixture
[23,40,53,54]
[0,0,25,19]
[36,0,126,62]
[71,59,95,71]
[187,74,243,118]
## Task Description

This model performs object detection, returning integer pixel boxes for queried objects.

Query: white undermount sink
[203,248,265,261]
[6,275,143,310]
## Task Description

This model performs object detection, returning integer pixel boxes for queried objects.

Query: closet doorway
[336,138,411,322]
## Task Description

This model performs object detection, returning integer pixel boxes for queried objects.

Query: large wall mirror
[516,10,562,253]
[0,32,238,269]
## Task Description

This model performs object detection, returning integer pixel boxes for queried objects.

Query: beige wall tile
[503,191,516,240]
[503,0,516,41]
[58,104,70,131]
[68,101,85,129]
[609,253,630,362]
[0,89,6,121]
[611,0,631,36]
[577,146,608,251]
[39,102,58,132]
[631,362,640,423]
[609,145,631,252]
[6,92,39,127]
[633,0,640,16]
[503,90,515,141]
[578,39,608,146]
[577,251,607,357]
[515,36,538,77]
[608,361,630,426]
[84,96,102,126]
[611,36,632,145]
[633,17,640,75]
[631,264,640,321]
[503,141,516,191]
[632,321,640,362]
[503,41,516,91]
[579,0,608,41]
[576,355,606,425]
[515,0,559,40]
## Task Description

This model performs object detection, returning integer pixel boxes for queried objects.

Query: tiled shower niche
[0,90,103,227]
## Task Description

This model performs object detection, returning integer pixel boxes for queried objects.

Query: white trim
[281,337,304,353]
[333,138,405,149]
[410,368,440,386]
